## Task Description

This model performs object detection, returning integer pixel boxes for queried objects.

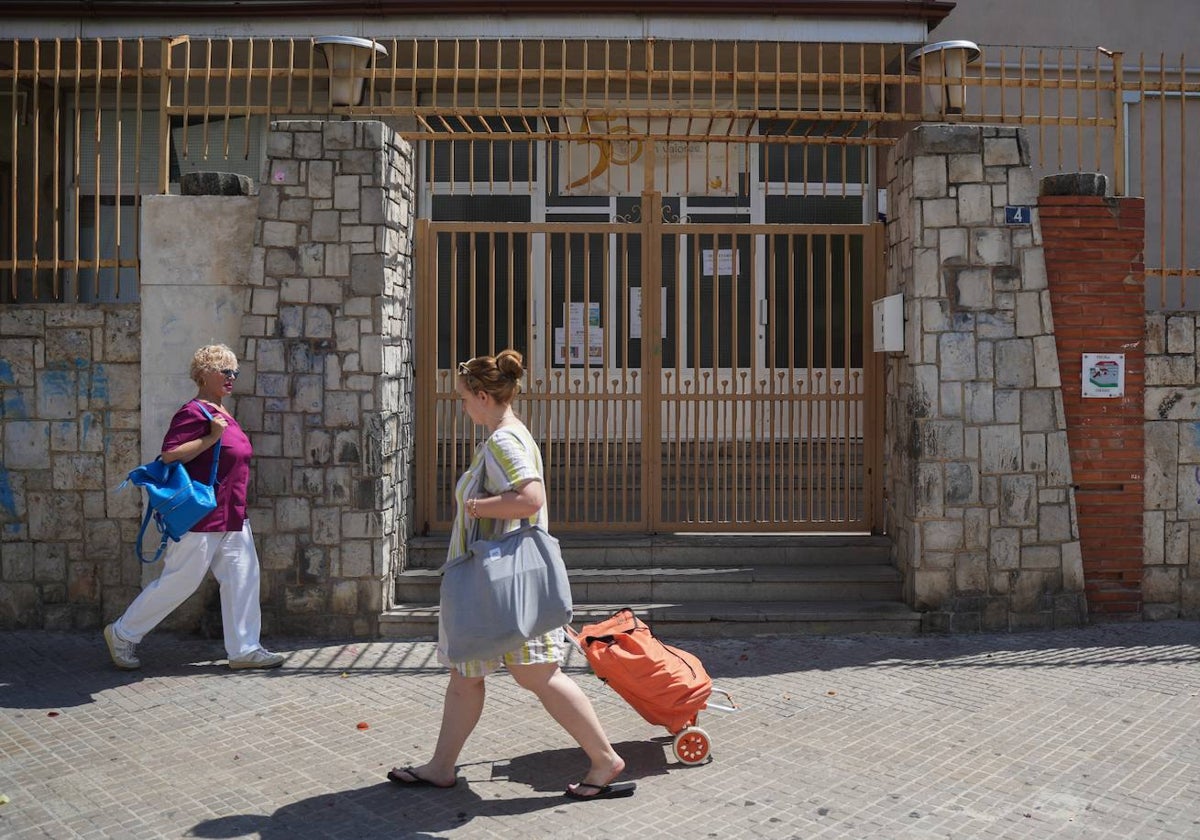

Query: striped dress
[437,422,568,677]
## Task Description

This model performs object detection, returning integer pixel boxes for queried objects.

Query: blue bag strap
[191,400,223,487]
[134,496,170,564]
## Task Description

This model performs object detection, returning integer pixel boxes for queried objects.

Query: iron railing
[1,37,1195,304]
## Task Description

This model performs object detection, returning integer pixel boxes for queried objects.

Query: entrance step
[380,600,921,639]
[394,563,905,604]
[401,532,896,570]
[383,534,921,639]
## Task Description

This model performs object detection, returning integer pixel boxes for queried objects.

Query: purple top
[161,400,252,533]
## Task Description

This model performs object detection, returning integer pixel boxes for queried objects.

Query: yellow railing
[0,36,1195,304]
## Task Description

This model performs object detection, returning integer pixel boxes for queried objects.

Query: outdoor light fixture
[906,40,981,117]
[315,36,388,107]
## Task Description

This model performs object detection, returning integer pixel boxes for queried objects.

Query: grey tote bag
[439,522,574,662]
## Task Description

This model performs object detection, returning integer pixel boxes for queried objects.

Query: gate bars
[415,212,885,533]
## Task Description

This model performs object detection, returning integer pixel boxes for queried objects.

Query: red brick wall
[1040,196,1146,620]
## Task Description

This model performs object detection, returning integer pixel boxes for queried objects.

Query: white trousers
[113,521,264,659]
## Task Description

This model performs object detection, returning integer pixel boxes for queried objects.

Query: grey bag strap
[466,432,539,547]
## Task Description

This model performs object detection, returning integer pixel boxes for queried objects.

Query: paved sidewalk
[1,621,1198,839]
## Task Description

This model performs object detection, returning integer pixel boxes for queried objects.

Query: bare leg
[392,668,485,787]
[509,662,625,791]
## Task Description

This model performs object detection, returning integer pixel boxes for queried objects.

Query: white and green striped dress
[438,422,568,677]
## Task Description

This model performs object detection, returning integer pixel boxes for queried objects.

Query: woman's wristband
[467,497,478,518]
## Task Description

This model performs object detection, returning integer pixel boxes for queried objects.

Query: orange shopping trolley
[568,607,737,764]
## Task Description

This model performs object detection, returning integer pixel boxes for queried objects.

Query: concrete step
[389,533,913,639]
[379,600,923,639]
[405,532,893,570]
[395,564,903,604]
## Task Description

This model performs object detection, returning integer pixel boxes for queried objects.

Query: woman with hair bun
[387,349,635,800]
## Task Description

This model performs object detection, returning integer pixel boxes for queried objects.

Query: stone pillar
[246,120,415,637]
[1144,312,1200,620]
[885,125,1085,631]
[1039,178,1147,620]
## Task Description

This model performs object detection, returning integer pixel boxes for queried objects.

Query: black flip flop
[387,766,457,789]
[564,780,637,800]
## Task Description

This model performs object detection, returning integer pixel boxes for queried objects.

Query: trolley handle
[564,606,644,648]
[563,623,612,650]
[706,687,740,712]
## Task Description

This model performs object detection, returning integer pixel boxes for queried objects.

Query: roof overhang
[1,1,954,41]
[1,1,955,18]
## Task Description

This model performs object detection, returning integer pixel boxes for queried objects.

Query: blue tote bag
[123,401,222,563]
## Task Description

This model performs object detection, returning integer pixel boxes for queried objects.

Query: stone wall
[119,136,416,640]
[0,121,419,637]
[244,120,416,637]
[4,118,1195,635]
[1144,312,1200,619]
[0,305,141,628]
[884,124,1086,631]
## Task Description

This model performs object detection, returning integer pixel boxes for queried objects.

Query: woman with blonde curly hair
[104,343,283,672]
[387,349,634,800]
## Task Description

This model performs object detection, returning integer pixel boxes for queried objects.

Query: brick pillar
[1039,178,1146,620]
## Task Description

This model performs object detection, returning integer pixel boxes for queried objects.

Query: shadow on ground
[4,622,1197,714]
[187,740,670,840]
[688,620,1200,679]
[0,631,233,710]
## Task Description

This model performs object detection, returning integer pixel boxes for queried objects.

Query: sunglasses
[219,368,240,380]
[457,360,473,376]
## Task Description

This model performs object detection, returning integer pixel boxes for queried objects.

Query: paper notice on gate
[555,304,604,367]
[554,327,603,366]
[628,287,668,341]
[702,248,736,278]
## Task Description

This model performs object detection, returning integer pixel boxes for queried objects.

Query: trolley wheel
[672,726,711,765]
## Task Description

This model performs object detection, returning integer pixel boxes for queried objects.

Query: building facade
[1,1,1196,633]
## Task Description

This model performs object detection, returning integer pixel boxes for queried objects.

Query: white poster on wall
[1081,352,1125,398]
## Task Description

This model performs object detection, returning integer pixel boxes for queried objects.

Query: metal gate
[415,196,884,534]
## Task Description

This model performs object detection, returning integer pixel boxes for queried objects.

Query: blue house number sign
[1005,205,1032,224]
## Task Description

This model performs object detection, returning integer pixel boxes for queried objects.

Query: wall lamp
[315,36,388,107]
[906,40,981,117]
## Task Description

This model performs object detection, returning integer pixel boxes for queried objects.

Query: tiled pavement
[1,620,1198,839]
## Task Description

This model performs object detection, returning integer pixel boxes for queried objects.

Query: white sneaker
[228,648,285,670]
[104,624,141,670]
